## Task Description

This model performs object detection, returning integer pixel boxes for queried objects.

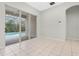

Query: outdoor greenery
[5,20,19,32]
[5,18,25,32]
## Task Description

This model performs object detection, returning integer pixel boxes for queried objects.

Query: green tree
[5,20,16,32]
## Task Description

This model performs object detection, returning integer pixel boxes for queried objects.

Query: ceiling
[26,2,63,11]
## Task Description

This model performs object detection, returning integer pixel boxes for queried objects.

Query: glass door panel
[30,15,37,39]
[5,5,19,45]
[21,11,28,41]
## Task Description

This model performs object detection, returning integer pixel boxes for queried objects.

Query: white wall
[38,2,79,40]
[0,3,5,50]
[38,5,66,40]
[66,5,79,40]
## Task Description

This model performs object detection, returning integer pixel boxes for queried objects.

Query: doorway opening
[66,5,79,41]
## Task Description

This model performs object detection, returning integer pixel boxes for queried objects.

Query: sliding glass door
[21,11,28,41]
[5,5,20,45]
[5,5,37,46]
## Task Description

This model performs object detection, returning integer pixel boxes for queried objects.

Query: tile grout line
[58,42,66,56]
[71,40,73,56]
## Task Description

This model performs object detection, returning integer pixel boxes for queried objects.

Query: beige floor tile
[2,38,79,56]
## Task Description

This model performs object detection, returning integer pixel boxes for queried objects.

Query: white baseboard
[37,36,66,41]
[66,37,79,41]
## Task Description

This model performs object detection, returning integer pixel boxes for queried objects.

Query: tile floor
[0,38,79,56]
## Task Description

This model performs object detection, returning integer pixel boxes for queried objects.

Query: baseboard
[37,36,66,41]
[66,37,79,41]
